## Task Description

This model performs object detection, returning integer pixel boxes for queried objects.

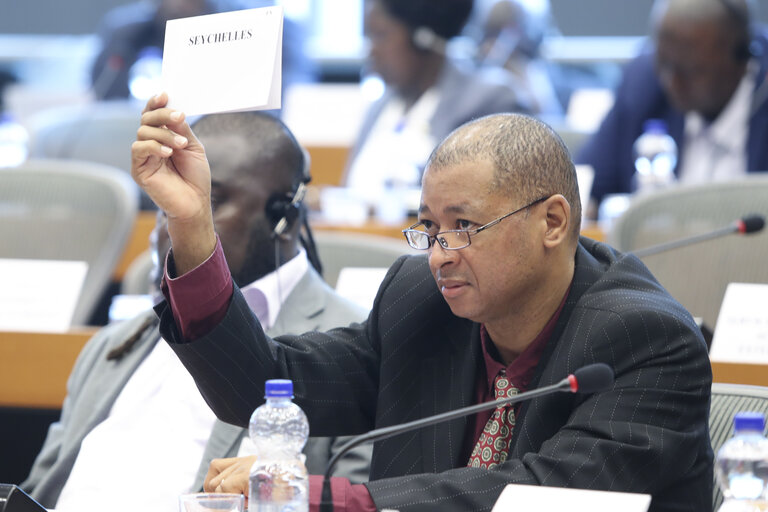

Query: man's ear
[542,194,570,248]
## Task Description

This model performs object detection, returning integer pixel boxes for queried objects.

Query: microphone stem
[319,377,571,512]
[632,224,736,258]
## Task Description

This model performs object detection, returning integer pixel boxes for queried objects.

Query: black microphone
[319,363,614,512]
[632,214,765,258]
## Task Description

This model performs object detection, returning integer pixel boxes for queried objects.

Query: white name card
[492,484,651,512]
[162,6,283,115]
[0,258,88,332]
[709,283,768,364]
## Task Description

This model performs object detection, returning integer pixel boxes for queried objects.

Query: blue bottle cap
[734,412,766,432]
[265,379,293,398]
[642,119,668,134]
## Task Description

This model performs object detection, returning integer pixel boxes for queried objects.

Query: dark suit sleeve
[366,298,712,512]
[158,254,406,434]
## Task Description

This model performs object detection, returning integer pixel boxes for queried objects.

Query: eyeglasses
[402,196,549,251]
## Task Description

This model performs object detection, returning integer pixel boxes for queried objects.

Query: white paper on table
[492,484,651,512]
[0,258,88,332]
[709,282,768,364]
[162,6,283,116]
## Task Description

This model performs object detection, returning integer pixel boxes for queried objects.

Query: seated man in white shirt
[577,0,768,218]
[20,112,371,512]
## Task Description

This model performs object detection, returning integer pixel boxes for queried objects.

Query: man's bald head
[652,0,752,37]
[192,112,306,195]
[426,113,581,241]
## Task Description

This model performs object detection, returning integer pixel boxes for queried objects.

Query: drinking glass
[178,492,244,512]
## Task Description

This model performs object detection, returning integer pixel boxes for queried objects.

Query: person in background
[474,0,563,118]
[343,0,529,199]
[91,0,315,101]
[577,0,768,219]
[132,91,712,511]
[21,112,371,512]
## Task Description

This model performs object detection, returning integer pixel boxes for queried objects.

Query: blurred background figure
[91,0,315,102]
[0,69,28,167]
[474,0,563,118]
[342,0,529,207]
[577,0,768,220]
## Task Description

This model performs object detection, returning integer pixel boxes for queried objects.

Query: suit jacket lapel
[71,312,160,442]
[270,269,328,334]
[419,318,480,473]
[510,240,606,451]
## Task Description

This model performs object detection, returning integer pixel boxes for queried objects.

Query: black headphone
[265,147,312,239]
[716,0,754,61]
[263,147,323,275]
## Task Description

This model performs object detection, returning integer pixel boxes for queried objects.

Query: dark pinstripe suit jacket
[160,238,713,512]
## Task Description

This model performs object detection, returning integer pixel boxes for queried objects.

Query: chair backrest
[25,101,142,173]
[313,231,418,288]
[608,177,768,329]
[709,383,768,511]
[0,159,138,326]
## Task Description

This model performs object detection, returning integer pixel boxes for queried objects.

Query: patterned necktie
[467,369,518,469]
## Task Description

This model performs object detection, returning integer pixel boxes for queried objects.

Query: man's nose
[428,242,458,269]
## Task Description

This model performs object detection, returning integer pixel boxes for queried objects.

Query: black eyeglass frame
[402,196,550,251]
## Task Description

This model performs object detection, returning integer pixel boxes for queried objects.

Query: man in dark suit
[578,0,768,219]
[132,92,713,512]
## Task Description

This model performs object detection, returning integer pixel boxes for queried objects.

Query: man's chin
[444,298,480,323]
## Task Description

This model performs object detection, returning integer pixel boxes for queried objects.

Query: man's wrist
[167,208,216,276]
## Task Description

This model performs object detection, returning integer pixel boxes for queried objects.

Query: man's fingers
[141,92,168,114]
[204,457,238,492]
[140,107,185,129]
[217,473,246,494]
[131,139,172,168]
[139,108,202,152]
[137,124,188,150]
[204,456,255,494]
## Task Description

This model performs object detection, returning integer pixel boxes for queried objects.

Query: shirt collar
[684,59,757,153]
[239,248,308,330]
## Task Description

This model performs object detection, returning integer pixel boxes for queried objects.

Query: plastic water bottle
[715,412,768,511]
[249,379,309,512]
[0,113,28,167]
[632,119,677,194]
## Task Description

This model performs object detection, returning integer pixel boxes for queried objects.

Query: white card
[161,6,283,115]
[709,283,768,363]
[0,259,88,332]
[492,484,651,512]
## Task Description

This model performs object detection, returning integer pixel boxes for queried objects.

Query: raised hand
[131,93,216,274]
